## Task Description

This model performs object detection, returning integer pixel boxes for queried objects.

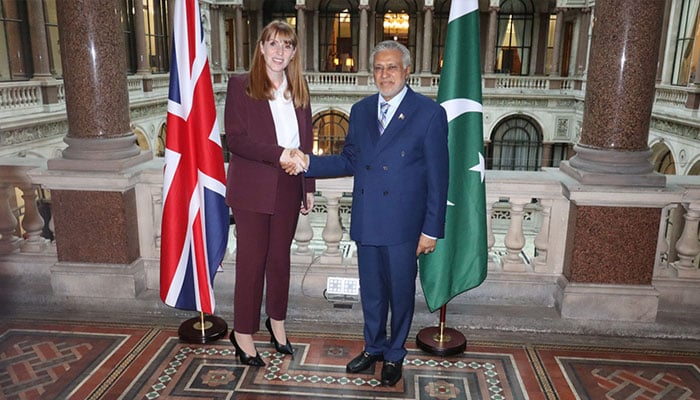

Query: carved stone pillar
[133,0,150,75]
[296,3,307,71]
[209,5,223,81]
[550,8,566,76]
[313,9,320,72]
[687,11,700,109]
[26,0,62,104]
[26,0,51,79]
[234,5,245,72]
[0,183,20,254]
[575,8,591,77]
[484,6,499,74]
[541,142,553,168]
[319,190,344,265]
[421,5,433,74]
[358,4,370,73]
[503,198,529,272]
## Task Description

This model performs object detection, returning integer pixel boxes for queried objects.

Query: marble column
[358,5,370,73]
[133,0,150,75]
[558,0,667,323]
[234,5,245,72]
[657,0,672,84]
[296,4,307,71]
[26,0,51,79]
[32,0,150,299]
[534,12,549,75]
[209,5,223,82]
[51,0,150,171]
[421,5,433,74]
[313,10,320,72]
[574,8,591,77]
[561,0,666,187]
[484,6,498,74]
[687,11,700,110]
[549,8,565,76]
[414,12,423,74]
[26,0,62,104]
[541,142,553,168]
[369,11,376,51]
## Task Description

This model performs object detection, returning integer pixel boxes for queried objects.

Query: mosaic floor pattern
[0,319,698,399]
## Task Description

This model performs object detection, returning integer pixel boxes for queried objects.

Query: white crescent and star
[440,97,485,207]
[441,0,482,208]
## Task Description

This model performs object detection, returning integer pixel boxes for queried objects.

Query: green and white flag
[419,0,488,312]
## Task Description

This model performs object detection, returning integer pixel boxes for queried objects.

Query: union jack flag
[160,0,228,314]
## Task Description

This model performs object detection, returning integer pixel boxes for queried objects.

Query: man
[292,40,448,387]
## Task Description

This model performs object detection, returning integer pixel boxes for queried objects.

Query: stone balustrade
[1,160,699,313]
[2,74,697,129]
[0,158,52,255]
[3,162,699,278]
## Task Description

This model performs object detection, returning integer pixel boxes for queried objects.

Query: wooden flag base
[416,325,466,356]
[415,305,466,356]
[178,314,228,344]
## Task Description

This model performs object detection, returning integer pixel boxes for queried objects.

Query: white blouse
[269,76,300,149]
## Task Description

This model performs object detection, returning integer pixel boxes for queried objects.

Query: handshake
[280,148,309,175]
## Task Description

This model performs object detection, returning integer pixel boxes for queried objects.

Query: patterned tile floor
[1,318,699,400]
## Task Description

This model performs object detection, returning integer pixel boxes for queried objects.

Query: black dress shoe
[265,317,294,356]
[346,351,383,373]
[229,332,265,367]
[381,361,403,386]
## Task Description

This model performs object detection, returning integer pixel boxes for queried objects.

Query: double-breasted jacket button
[383,191,389,196]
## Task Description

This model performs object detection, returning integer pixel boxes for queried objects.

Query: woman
[224,20,315,367]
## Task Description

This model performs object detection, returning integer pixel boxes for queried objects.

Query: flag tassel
[415,305,466,356]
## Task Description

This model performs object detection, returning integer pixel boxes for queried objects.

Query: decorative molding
[130,103,167,120]
[555,117,570,139]
[650,117,700,140]
[484,98,550,108]
[0,121,68,146]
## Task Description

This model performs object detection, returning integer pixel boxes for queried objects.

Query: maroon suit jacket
[224,73,315,214]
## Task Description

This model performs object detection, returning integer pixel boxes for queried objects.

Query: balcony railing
[1,160,699,314]
[2,73,699,124]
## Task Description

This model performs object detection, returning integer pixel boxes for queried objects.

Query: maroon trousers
[231,172,302,334]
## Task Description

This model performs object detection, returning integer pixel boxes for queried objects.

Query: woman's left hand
[300,192,314,214]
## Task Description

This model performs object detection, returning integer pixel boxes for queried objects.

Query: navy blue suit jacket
[307,87,449,246]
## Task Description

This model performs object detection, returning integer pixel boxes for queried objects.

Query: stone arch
[650,140,676,175]
[487,113,543,170]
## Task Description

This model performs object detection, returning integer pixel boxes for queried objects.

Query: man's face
[372,49,410,101]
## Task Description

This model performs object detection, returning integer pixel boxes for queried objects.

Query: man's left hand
[416,235,437,256]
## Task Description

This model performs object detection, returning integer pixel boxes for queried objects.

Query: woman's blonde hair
[248,20,309,108]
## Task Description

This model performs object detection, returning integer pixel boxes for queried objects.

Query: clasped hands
[279,148,309,175]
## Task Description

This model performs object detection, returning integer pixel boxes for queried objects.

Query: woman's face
[260,34,296,76]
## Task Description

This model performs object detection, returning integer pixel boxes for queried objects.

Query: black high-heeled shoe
[265,317,294,356]
[229,332,265,367]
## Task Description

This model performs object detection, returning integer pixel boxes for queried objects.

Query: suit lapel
[295,106,307,149]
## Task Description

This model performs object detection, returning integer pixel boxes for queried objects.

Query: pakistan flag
[419,0,488,313]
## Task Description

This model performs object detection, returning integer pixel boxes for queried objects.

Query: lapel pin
[398,113,405,120]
